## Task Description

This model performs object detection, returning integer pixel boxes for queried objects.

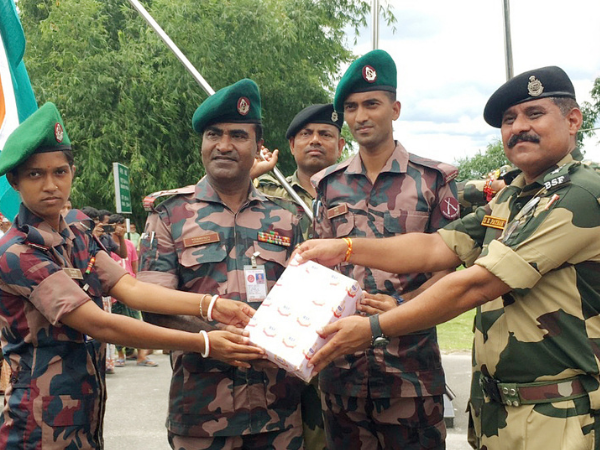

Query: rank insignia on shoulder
[258,231,291,247]
[24,240,50,253]
[142,185,196,212]
[481,215,507,230]
[183,232,220,248]
[326,203,349,220]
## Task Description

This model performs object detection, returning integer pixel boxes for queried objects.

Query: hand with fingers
[250,146,279,179]
[358,292,398,315]
[308,315,372,373]
[292,238,348,268]
[205,328,266,369]
[208,296,256,328]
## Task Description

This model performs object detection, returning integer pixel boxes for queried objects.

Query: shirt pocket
[253,242,288,294]
[178,242,228,269]
[41,394,99,448]
[383,209,430,235]
[330,212,355,238]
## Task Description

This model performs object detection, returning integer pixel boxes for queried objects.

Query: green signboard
[113,162,132,214]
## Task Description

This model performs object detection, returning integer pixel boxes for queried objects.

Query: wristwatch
[369,314,390,348]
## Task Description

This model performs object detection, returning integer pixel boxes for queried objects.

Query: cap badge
[331,111,338,122]
[527,76,544,97]
[54,123,64,143]
[237,97,250,115]
[362,65,377,83]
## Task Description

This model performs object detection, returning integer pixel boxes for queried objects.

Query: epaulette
[23,240,51,253]
[312,158,353,189]
[408,154,458,184]
[142,185,196,212]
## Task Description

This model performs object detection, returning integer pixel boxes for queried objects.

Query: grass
[436,308,476,353]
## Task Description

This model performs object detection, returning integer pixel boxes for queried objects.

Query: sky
[345,0,600,166]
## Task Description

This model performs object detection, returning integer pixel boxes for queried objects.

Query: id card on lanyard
[244,251,268,302]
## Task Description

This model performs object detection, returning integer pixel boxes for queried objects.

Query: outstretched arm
[295,232,462,274]
[308,264,509,372]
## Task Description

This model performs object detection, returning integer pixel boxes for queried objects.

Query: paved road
[103,351,473,449]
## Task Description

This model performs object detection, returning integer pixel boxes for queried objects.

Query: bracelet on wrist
[199,294,209,320]
[207,295,219,321]
[342,237,353,262]
[199,330,210,358]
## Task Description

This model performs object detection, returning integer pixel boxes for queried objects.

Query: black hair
[108,213,125,225]
[97,209,112,222]
[81,206,99,220]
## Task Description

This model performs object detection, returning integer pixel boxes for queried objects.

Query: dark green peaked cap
[334,49,397,113]
[484,66,576,128]
[192,78,262,134]
[0,102,71,176]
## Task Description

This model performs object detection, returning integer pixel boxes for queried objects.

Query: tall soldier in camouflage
[138,79,306,450]
[297,66,600,450]
[311,49,459,449]
[0,103,261,449]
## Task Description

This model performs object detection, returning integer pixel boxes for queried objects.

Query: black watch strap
[369,314,383,343]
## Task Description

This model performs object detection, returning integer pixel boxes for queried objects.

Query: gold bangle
[199,294,209,320]
[342,237,353,262]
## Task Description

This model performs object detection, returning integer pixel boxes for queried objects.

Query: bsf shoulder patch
[481,215,507,230]
[543,174,570,191]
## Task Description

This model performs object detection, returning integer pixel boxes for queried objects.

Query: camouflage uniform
[313,142,459,449]
[256,172,315,241]
[137,177,305,448]
[256,172,325,450]
[438,151,600,449]
[0,206,127,449]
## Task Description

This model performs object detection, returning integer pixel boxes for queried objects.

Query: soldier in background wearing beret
[0,102,262,449]
[310,49,459,449]
[254,103,345,450]
[297,66,600,450]
[138,79,306,449]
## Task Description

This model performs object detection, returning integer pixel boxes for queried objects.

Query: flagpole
[127,0,314,221]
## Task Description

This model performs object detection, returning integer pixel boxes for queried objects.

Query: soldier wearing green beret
[297,66,600,450]
[138,79,307,449]
[309,49,459,449]
[0,102,262,448]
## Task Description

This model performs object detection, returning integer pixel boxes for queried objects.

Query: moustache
[507,133,540,149]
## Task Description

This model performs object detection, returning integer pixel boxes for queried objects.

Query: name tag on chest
[63,268,84,280]
[481,215,507,230]
[183,232,220,248]
[327,203,348,220]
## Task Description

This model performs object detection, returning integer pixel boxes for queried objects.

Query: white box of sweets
[244,255,362,382]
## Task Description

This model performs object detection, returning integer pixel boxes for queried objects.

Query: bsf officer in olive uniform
[297,66,600,450]
[138,79,306,449]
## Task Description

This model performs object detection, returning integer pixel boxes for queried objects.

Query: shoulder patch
[143,185,196,212]
[408,154,458,184]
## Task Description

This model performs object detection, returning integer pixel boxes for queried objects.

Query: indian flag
[0,0,37,220]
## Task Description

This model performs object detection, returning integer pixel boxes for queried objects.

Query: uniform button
[509,388,517,396]
[502,387,509,395]
[506,400,512,406]
[512,401,520,407]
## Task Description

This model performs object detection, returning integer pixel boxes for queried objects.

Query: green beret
[484,66,576,128]
[0,102,71,176]
[334,49,397,113]
[192,78,262,134]
[285,104,344,139]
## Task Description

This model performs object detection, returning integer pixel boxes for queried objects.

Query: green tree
[19,0,394,225]
[581,76,600,152]
[454,140,510,182]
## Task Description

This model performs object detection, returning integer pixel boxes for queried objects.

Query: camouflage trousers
[468,396,600,450]
[167,427,304,450]
[301,378,326,450]
[321,392,446,450]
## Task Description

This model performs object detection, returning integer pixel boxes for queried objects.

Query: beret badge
[527,76,544,97]
[237,97,250,115]
[362,65,377,83]
[54,123,64,143]
[331,111,339,122]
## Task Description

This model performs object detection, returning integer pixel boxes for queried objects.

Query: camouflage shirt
[256,171,315,240]
[438,151,600,441]
[0,205,127,449]
[137,177,306,438]
[313,142,459,399]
